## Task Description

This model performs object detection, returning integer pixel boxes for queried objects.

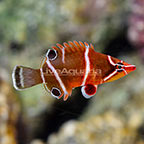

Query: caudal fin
[12,66,43,90]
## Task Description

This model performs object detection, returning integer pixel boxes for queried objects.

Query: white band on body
[40,57,52,93]
[46,57,68,97]
[122,69,128,75]
[103,70,117,81]
[40,68,46,83]
[81,44,90,86]
[108,55,116,66]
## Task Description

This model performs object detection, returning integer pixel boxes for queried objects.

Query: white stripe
[12,66,22,91]
[122,69,128,75]
[62,47,65,63]
[12,66,20,90]
[124,65,136,68]
[40,68,46,83]
[19,68,24,88]
[40,58,51,92]
[108,55,116,66]
[40,58,46,84]
[46,58,68,96]
[82,45,90,86]
[104,70,117,81]
[40,67,51,93]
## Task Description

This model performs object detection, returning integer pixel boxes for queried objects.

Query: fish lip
[130,65,136,71]
[124,64,136,72]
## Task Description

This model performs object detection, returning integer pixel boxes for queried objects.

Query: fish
[12,41,136,101]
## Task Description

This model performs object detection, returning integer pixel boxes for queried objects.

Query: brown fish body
[41,44,105,99]
[12,41,136,101]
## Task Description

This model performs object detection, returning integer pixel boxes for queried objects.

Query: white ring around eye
[46,49,57,61]
[51,87,61,99]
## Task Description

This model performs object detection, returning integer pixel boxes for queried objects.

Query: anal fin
[81,84,97,99]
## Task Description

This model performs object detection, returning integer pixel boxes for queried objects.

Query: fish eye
[115,63,124,72]
[51,87,61,98]
[115,62,124,70]
[118,65,122,69]
[47,49,57,60]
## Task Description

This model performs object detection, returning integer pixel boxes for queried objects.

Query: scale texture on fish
[12,41,136,101]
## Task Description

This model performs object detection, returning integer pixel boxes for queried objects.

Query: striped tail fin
[12,66,43,90]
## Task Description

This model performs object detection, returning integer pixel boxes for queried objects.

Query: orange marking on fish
[68,41,78,52]
[63,42,72,53]
[56,43,64,49]
[52,46,59,51]
[79,41,86,50]
[90,43,94,49]
[73,41,82,52]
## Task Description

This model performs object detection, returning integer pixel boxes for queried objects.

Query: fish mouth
[124,64,136,73]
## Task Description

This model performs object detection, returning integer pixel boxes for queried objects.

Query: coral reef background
[0,0,144,144]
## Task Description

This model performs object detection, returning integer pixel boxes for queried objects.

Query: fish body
[12,41,136,101]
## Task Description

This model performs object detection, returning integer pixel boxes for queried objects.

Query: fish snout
[124,65,136,73]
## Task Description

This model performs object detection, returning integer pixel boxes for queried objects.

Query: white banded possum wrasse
[12,41,136,101]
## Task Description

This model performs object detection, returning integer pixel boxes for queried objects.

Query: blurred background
[0,0,144,144]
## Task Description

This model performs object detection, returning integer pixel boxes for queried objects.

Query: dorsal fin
[51,41,94,54]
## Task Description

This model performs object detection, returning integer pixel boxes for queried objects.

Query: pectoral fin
[81,84,97,99]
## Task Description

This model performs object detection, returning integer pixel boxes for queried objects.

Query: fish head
[103,55,136,83]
